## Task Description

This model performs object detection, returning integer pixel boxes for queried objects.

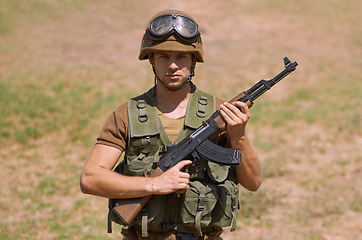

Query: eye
[177,54,189,60]
[157,54,169,59]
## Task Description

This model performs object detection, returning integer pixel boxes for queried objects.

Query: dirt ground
[1,0,361,239]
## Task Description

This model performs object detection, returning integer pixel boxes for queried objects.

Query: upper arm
[80,144,124,196]
[83,144,123,172]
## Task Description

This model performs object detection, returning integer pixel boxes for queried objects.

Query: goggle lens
[149,14,199,40]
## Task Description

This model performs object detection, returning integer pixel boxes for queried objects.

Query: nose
[169,62,178,70]
[168,58,179,71]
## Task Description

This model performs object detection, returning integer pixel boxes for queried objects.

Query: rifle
[112,57,298,225]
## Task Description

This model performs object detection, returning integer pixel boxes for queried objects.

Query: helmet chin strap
[152,65,195,92]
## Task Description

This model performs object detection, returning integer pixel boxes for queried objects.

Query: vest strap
[195,186,206,236]
[141,209,148,237]
[197,96,208,118]
[107,199,113,233]
[184,89,215,130]
[137,99,148,122]
[128,90,160,138]
[230,197,238,232]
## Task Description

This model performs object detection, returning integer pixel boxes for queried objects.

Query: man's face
[151,51,193,91]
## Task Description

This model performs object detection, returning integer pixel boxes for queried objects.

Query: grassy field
[0,1,361,239]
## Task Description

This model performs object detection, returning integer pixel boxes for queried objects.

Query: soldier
[80,9,261,240]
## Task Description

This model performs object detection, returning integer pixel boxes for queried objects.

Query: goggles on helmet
[148,14,199,41]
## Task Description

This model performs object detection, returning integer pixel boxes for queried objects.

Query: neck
[155,83,192,117]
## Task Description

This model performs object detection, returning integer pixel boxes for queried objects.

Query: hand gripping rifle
[112,57,298,226]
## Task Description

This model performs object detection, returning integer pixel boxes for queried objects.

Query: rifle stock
[111,57,298,226]
[112,168,163,225]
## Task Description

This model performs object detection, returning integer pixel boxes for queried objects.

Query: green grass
[249,72,361,138]
[0,0,86,35]
[237,186,285,225]
[0,67,131,145]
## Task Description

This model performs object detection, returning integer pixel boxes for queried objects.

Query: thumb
[173,160,193,171]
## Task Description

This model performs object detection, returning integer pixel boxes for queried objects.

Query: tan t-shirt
[96,102,129,151]
[157,108,185,143]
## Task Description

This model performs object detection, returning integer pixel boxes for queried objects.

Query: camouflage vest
[109,87,239,236]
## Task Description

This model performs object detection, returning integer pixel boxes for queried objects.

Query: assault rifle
[112,57,298,226]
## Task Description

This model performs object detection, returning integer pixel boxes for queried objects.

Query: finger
[173,160,193,171]
[223,101,251,122]
[224,102,243,117]
[233,101,250,118]
[175,189,187,194]
[227,102,248,118]
[177,179,190,190]
[178,171,191,180]
[220,103,242,122]
[178,175,190,185]
[219,107,232,123]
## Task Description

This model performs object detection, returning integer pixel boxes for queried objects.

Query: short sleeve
[96,102,128,152]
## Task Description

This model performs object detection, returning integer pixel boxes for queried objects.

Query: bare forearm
[80,145,154,199]
[231,134,262,191]
[80,145,191,199]
[80,166,153,199]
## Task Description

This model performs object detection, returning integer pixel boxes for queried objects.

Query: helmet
[138,9,204,62]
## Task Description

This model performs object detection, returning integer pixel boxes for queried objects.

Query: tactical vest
[109,87,239,236]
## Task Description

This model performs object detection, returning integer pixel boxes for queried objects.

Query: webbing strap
[231,212,237,232]
[230,198,237,232]
[137,100,148,122]
[195,187,206,236]
[128,89,160,138]
[107,199,113,233]
[184,89,215,130]
[153,146,162,164]
[196,96,208,118]
[141,209,148,237]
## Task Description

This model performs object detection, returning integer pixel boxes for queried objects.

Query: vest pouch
[124,153,155,177]
[185,158,208,181]
[211,180,239,229]
[132,195,167,230]
[207,161,229,183]
[179,181,218,234]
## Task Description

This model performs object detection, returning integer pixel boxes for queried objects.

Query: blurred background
[0,0,361,239]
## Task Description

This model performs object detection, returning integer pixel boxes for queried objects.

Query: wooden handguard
[214,91,253,130]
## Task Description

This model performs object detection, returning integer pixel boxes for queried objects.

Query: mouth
[166,73,181,80]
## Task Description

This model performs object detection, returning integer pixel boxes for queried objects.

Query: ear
[148,53,154,66]
[192,55,197,65]
[190,56,197,77]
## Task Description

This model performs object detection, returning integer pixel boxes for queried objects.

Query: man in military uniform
[80,9,262,240]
